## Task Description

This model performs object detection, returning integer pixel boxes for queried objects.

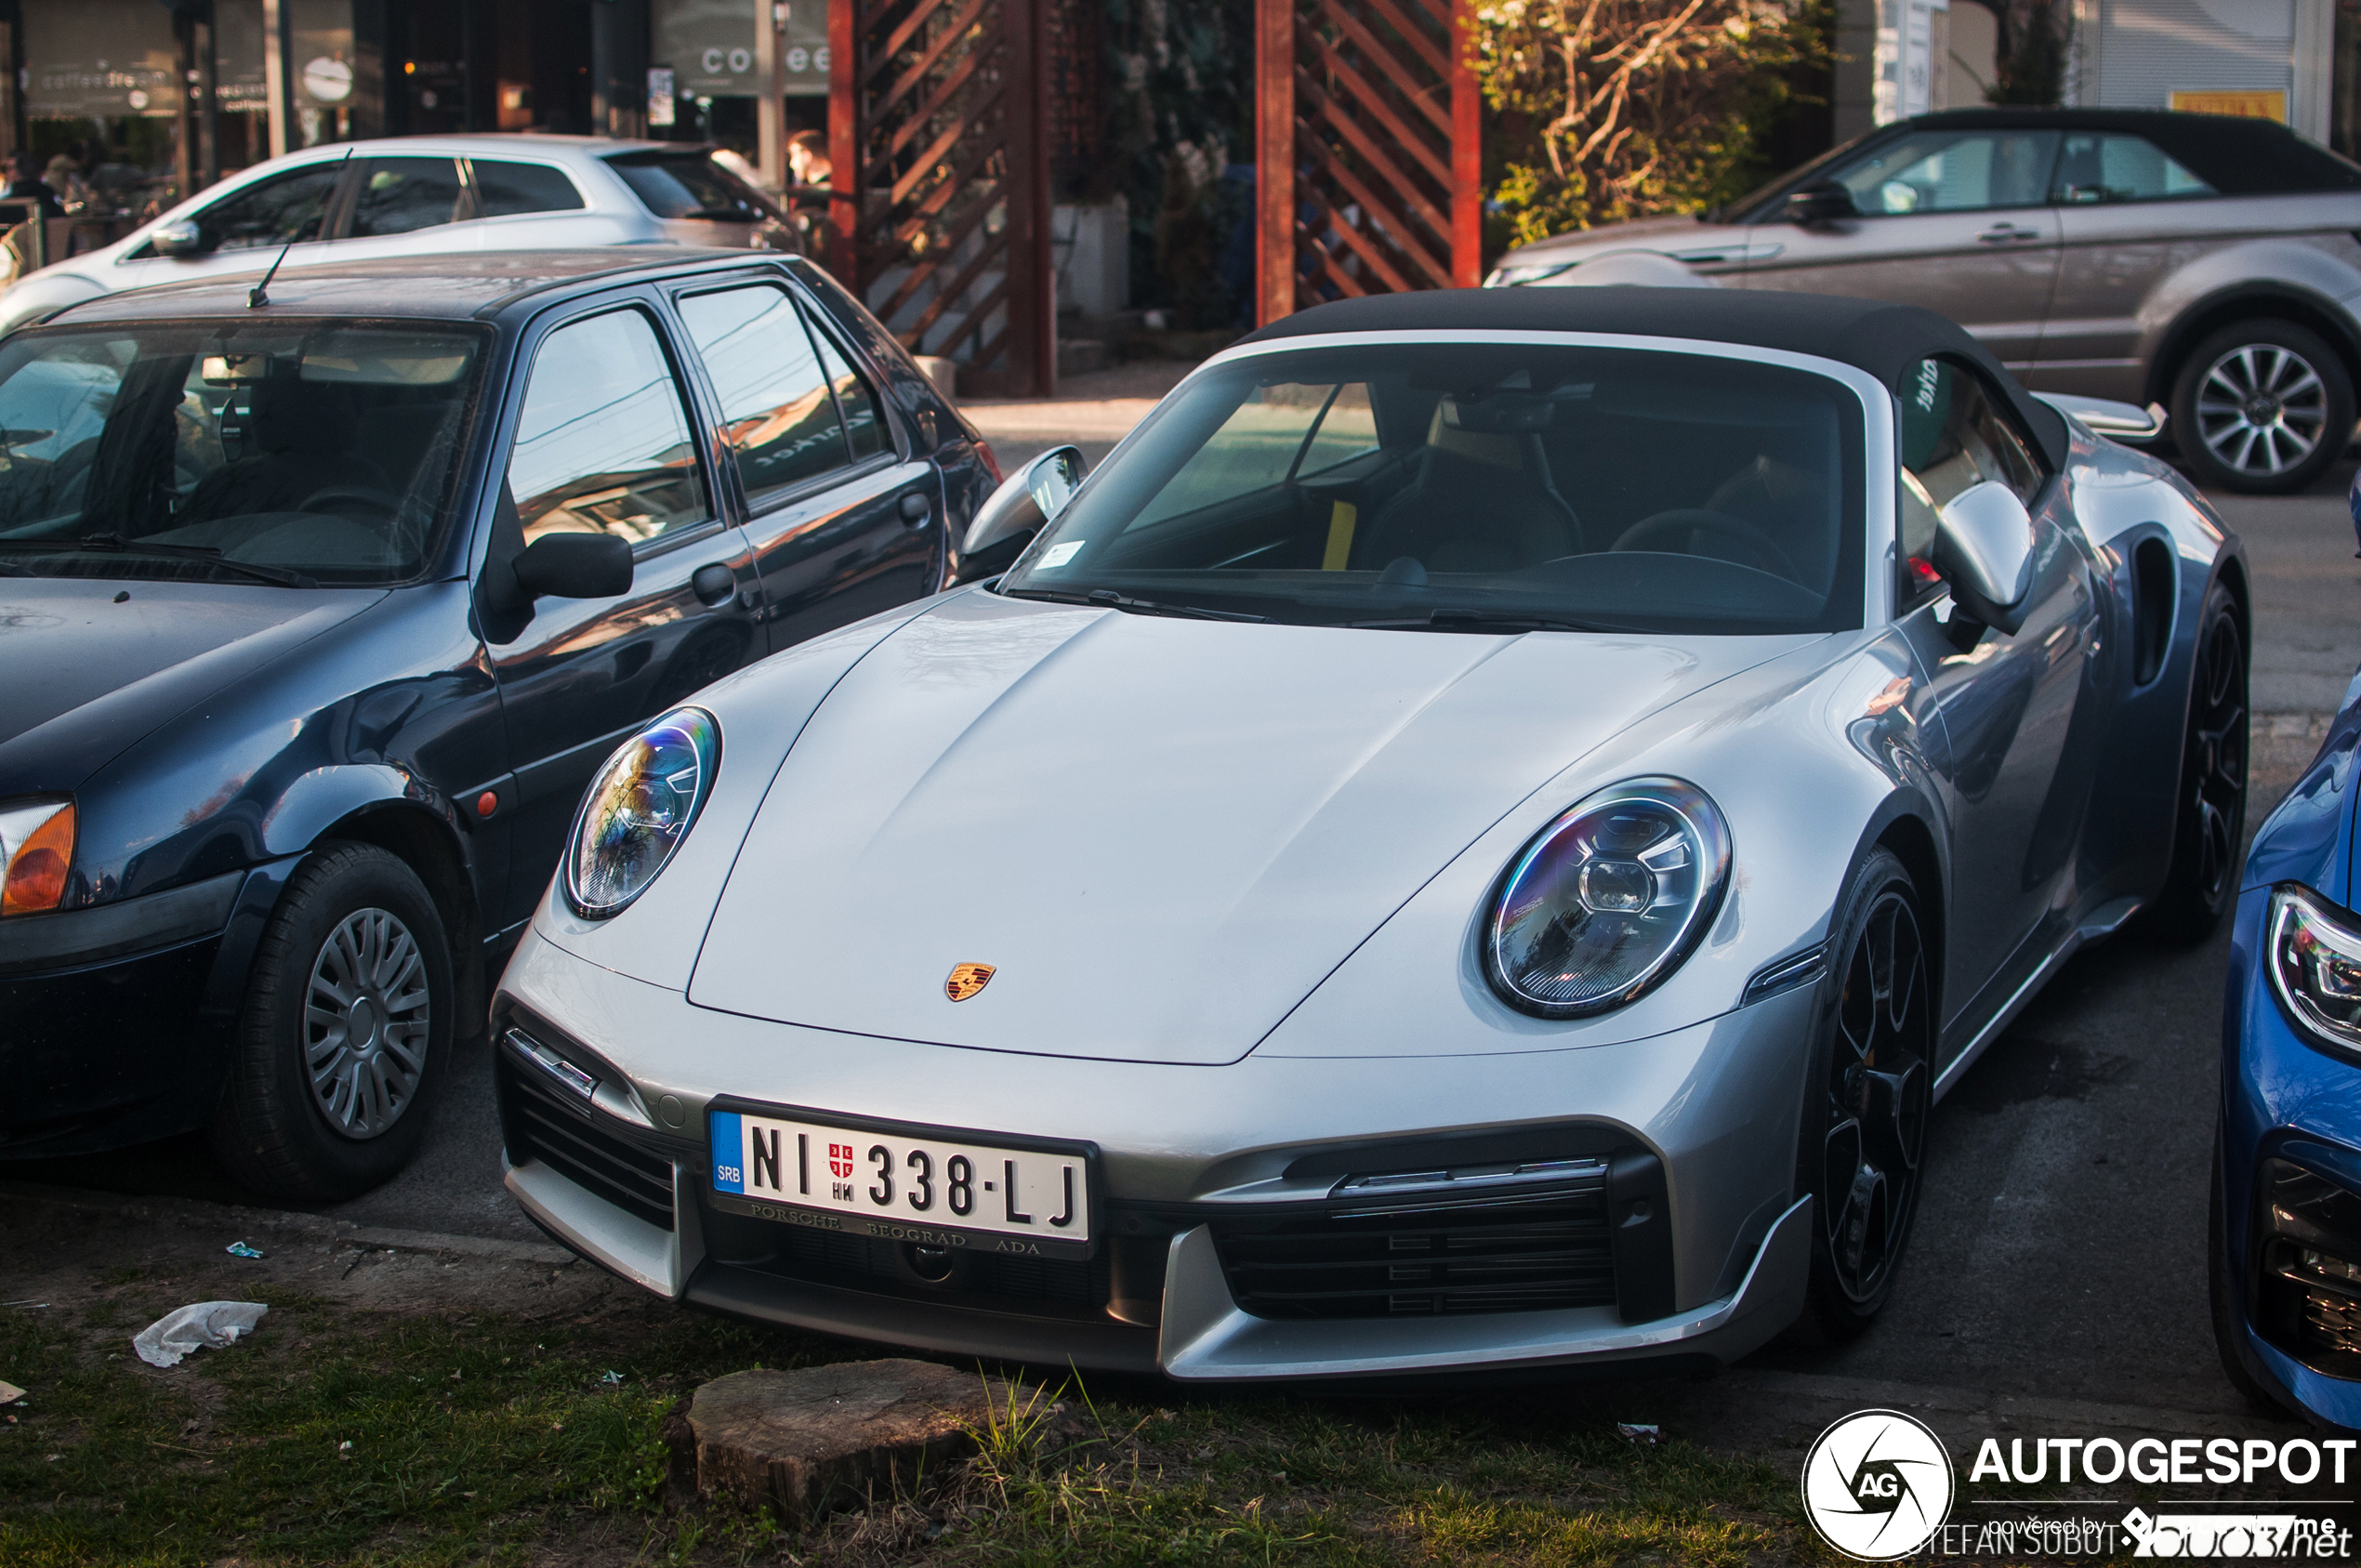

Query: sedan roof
[39,247,765,326]
[1235,286,2069,464]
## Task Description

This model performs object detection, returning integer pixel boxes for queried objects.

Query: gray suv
[1487,109,2361,494]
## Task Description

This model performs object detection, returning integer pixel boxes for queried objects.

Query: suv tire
[206,842,452,1201]
[2170,320,2354,495]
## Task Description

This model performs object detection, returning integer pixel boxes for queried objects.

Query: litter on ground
[132,1302,269,1368]
[0,1380,22,1403]
[225,1242,264,1258]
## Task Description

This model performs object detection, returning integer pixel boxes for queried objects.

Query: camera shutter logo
[1800,1408,1955,1561]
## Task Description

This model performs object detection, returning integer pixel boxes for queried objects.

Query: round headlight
[563,707,719,918]
[1484,777,1732,1018]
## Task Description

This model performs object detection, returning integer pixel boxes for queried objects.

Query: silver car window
[1002,343,1865,636]
[1836,130,2062,215]
[2051,133,2215,204]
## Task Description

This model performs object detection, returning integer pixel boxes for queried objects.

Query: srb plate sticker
[710,1111,745,1192]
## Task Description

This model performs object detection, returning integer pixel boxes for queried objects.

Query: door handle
[691,561,737,607]
[900,491,931,527]
[1976,223,2037,244]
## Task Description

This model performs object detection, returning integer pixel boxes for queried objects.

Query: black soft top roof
[1234,286,2069,465]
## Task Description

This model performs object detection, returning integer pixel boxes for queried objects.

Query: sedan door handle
[691,561,738,606]
[1976,223,2038,244]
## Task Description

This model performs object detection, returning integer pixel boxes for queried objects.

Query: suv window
[349,157,467,238]
[604,152,778,222]
[469,160,586,217]
[509,310,708,545]
[677,283,848,504]
[185,164,342,253]
[2051,132,2215,204]
[1897,356,2045,605]
[1836,129,2062,215]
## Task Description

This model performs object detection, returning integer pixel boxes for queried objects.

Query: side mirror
[514,533,633,600]
[956,444,1083,584]
[1933,480,2036,633]
[1780,180,1858,229]
[151,218,204,257]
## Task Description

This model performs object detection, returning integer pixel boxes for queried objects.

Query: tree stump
[671,1358,1074,1522]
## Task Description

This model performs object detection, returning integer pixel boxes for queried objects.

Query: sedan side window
[2051,133,2215,204]
[1897,356,2046,605]
[185,164,342,253]
[468,160,586,217]
[508,309,709,545]
[1837,130,2062,216]
[348,157,467,238]
[677,283,849,506]
[811,327,889,463]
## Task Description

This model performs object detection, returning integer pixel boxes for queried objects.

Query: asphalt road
[13,440,2361,1433]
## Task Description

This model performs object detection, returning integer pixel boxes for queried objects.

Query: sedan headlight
[1484,778,1732,1018]
[2270,885,2361,1053]
[563,708,719,918]
[0,797,74,916]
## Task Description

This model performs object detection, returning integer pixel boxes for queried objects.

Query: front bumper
[494,927,1818,1379]
[2220,884,2361,1429]
[0,863,288,1153]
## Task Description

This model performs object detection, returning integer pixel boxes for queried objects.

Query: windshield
[999,342,1865,635]
[0,321,486,586]
[604,152,781,222]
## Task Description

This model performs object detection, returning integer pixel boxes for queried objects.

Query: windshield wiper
[1002,586,1272,623]
[0,534,318,588]
[1350,608,1627,634]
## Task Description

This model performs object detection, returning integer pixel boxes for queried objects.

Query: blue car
[2215,482,2361,1424]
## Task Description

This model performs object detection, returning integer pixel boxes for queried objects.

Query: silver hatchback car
[1489,109,2361,494]
[0,135,797,340]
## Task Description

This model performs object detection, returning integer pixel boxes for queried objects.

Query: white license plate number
[708,1110,1090,1246]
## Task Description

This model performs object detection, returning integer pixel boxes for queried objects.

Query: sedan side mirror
[1933,480,2036,634]
[150,219,204,257]
[956,444,1083,584]
[1781,180,1858,229]
[514,533,634,600]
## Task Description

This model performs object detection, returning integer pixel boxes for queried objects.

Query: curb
[0,1179,576,1268]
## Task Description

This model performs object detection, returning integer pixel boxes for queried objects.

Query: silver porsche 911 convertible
[492,289,2245,1380]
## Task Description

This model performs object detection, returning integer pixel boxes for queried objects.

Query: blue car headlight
[2270,884,2361,1053]
[562,707,719,918]
[1484,777,1733,1018]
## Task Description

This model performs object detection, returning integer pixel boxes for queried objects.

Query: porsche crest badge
[945,963,996,1002]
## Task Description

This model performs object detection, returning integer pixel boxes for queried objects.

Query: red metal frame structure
[828,0,1055,397]
[1255,0,1484,325]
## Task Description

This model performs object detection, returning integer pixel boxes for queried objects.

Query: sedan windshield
[0,321,485,586]
[1000,342,1865,634]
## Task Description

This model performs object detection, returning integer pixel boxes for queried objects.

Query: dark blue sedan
[0,249,996,1199]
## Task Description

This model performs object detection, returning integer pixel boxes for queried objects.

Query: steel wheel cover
[2196,343,2328,477]
[1822,889,1931,1304]
[303,905,431,1140]
[2184,606,2248,904]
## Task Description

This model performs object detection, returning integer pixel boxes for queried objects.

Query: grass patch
[1,1285,1818,1565]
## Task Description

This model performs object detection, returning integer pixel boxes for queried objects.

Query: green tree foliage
[1471,0,1829,245]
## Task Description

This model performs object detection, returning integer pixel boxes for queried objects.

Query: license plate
[707,1107,1093,1257]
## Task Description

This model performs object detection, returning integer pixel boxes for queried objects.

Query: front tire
[2145,580,2247,944]
[206,842,452,1201]
[2170,321,2353,495]
[1792,848,1933,1343]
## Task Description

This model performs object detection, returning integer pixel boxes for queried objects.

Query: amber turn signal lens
[1,801,73,915]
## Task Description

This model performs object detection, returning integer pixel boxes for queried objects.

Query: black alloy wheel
[2170,321,2354,496]
[207,841,454,1201]
[2145,581,2248,943]
[1794,848,1932,1342]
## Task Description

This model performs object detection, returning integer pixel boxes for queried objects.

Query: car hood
[1503,214,1740,263]
[0,579,385,795]
[685,590,1802,1065]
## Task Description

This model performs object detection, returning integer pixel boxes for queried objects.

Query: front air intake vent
[496,1048,676,1232]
